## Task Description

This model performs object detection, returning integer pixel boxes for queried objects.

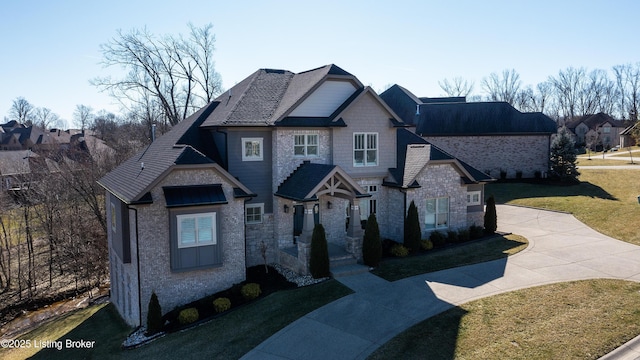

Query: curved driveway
[242,205,640,360]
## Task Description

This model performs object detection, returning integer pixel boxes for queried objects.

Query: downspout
[127,205,142,327]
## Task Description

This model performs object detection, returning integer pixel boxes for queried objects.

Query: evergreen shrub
[309,224,330,278]
[363,213,382,267]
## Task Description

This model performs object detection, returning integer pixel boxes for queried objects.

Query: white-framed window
[242,138,263,161]
[603,126,611,134]
[294,134,318,156]
[177,212,216,248]
[425,197,449,229]
[353,132,378,166]
[467,191,481,206]
[246,203,264,224]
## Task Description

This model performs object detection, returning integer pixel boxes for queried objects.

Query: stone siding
[245,213,277,267]
[332,93,397,177]
[272,129,331,190]
[134,167,246,325]
[423,135,550,179]
[384,187,405,242]
[406,164,468,238]
[319,195,348,246]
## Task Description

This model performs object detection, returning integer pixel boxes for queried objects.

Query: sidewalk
[241,205,640,360]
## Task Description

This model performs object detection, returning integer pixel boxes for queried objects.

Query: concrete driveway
[242,205,640,360]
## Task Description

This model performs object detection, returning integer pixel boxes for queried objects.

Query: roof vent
[416,104,420,116]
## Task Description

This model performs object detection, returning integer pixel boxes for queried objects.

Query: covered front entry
[293,204,319,238]
[275,161,369,274]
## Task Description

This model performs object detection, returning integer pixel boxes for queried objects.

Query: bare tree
[92,23,223,126]
[613,63,640,120]
[550,67,586,120]
[33,107,62,130]
[73,105,93,131]
[439,77,475,97]
[481,69,521,105]
[9,97,34,125]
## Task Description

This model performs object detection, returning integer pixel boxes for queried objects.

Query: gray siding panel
[227,129,273,213]
[169,206,223,271]
[108,192,131,263]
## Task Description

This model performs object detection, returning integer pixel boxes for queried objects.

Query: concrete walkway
[242,205,640,360]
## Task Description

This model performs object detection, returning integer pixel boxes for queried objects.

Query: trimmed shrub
[420,239,434,251]
[447,230,459,244]
[458,228,471,242]
[534,170,542,179]
[404,201,421,252]
[470,224,484,239]
[484,195,497,234]
[241,283,262,300]
[309,224,330,278]
[516,170,523,179]
[213,297,231,313]
[178,308,199,325]
[429,231,447,247]
[146,291,163,335]
[363,213,382,267]
[500,169,507,180]
[390,244,409,257]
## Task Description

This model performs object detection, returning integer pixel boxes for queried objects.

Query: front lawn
[372,234,528,281]
[1,280,351,360]
[486,169,640,245]
[368,279,640,360]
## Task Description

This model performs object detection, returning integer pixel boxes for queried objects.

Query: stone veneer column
[297,201,317,275]
[346,199,363,261]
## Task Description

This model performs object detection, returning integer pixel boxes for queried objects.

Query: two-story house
[98,65,492,326]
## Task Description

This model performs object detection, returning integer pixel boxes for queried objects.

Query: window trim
[294,134,319,157]
[467,191,482,206]
[245,203,264,224]
[176,212,217,249]
[425,197,449,229]
[241,137,263,161]
[353,132,378,167]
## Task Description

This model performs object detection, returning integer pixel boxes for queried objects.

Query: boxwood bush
[213,297,231,313]
[241,283,262,300]
[178,308,199,325]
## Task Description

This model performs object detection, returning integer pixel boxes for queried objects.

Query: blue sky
[2,0,639,126]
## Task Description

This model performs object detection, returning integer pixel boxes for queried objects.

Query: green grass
[368,279,640,360]
[577,157,636,166]
[2,280,351,360]
[372,234,528,281]
[486,169,640,245]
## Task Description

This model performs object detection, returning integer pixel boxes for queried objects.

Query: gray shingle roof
[387,129,493,187]
[97,102,218,203]
[380,84,557,135]
[200,64,361,128]
[564,113,626,131]
[275,161,368,202]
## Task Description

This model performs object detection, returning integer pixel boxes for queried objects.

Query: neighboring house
[0,150,57,191]
[564,113,626,149]
[620,122,638,148]
[379,85,557,178]
[98,64,493,327]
